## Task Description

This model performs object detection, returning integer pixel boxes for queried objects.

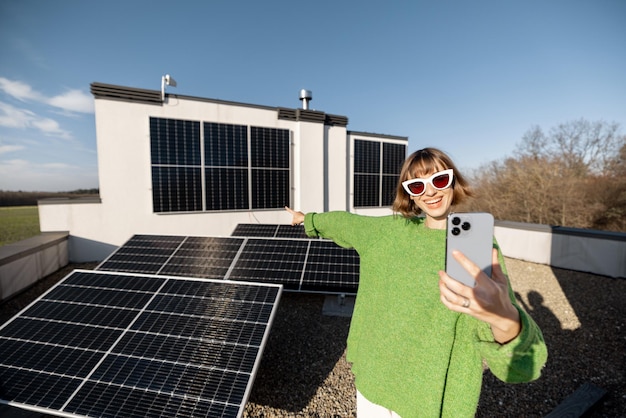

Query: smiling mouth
[425,197,442,205]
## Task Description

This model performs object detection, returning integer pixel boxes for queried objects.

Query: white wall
[39,87,408,262]
[495,222,626,278]
[40,96,297,261]
[294,120,326,213]
[326,125,349,211]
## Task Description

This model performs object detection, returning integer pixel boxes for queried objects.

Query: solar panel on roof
[228,238,309,290]
[230,223,309,239]
[0,270,281,418]
[98,236,245,278]
[231,223,280,237]
[301,240,360,293]
[159,236,244,278]
[96,234,186,274]
[227,238,360,293]
[97,229,359,294]
[275,224,309,239]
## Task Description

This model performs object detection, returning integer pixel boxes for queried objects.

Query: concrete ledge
[494,221,626,278]
[0,232,69,302]
[38,196,102,205]
[0,232,69,266]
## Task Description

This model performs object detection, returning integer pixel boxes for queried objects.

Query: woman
[285,147,547,417]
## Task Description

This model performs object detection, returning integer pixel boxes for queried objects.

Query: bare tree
[591,141,626,231]
[516,119,623,175]
[469,156,561,224]
[469,119,626,231]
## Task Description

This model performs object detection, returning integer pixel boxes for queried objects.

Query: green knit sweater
[304,212,547,418]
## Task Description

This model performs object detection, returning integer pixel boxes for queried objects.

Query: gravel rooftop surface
[1,258,624,417]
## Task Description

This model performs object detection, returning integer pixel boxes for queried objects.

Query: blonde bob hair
[392,147,473,218]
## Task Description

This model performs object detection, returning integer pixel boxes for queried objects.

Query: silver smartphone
[445,212,494,288]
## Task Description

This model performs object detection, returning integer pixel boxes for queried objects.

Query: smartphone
[445,212,494,288]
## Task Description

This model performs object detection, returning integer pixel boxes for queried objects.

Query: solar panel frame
[0,269,282,418]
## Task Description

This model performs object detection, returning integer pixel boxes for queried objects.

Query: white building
[38,83,408,262]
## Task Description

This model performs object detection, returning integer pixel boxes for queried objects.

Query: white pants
[356,390,401,418]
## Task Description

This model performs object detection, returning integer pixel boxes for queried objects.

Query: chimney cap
[299,89,312,100]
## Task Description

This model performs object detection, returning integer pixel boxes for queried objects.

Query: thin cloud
[42,162,73,169]
[0,101,35,128]
[0,77,44,102]
[0,158,29,169]
[31,117,72,140]
[48,89,94,114]
[0,77,94,114]
[0,101,72,139]
[0,144,25,154]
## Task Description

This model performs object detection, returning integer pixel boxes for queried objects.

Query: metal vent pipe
[299,89,312,110]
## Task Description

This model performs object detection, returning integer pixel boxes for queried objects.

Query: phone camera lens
[451,227,460,236]
[452,217,461,226]
[462,221,471,231]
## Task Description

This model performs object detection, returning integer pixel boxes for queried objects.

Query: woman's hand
[284,206,305,226]
[438,249,521,344]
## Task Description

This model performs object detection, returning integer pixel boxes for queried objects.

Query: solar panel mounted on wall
[354,139,381,207]
[150,118,291,213]
[204,122,250,211]
[382,142,406,205]
[250,127,290,209]
[353,139,406,208]
[0,270,281,418]
[150,118,203,213]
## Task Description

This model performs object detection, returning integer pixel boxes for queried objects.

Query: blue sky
[0,0,624,192]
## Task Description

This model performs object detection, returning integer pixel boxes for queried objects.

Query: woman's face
[408,168,454,228]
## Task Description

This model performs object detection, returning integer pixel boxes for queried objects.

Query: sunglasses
[402,169,454,196]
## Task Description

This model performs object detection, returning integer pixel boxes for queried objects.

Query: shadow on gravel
[544,267,625,417]
[477,268,625,418]
[246,293,351,412]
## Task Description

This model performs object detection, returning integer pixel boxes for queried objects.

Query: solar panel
[228,239,309,290]
[159,236,244,278]
[0,270,281,418]
[98,235,245,278]
[228,239,360,293]
[150,118,291,213]
[301,240,360,293]
[231,223,309,239]
[98,230,359,294]
[231,223,280,237]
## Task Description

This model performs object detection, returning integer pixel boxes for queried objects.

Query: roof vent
[161,74,177,102]
[299,89,312,110]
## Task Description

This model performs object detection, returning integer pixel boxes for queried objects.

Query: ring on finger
[462,298,470,308]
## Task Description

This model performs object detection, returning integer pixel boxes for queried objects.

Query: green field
[0,206,40,246]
